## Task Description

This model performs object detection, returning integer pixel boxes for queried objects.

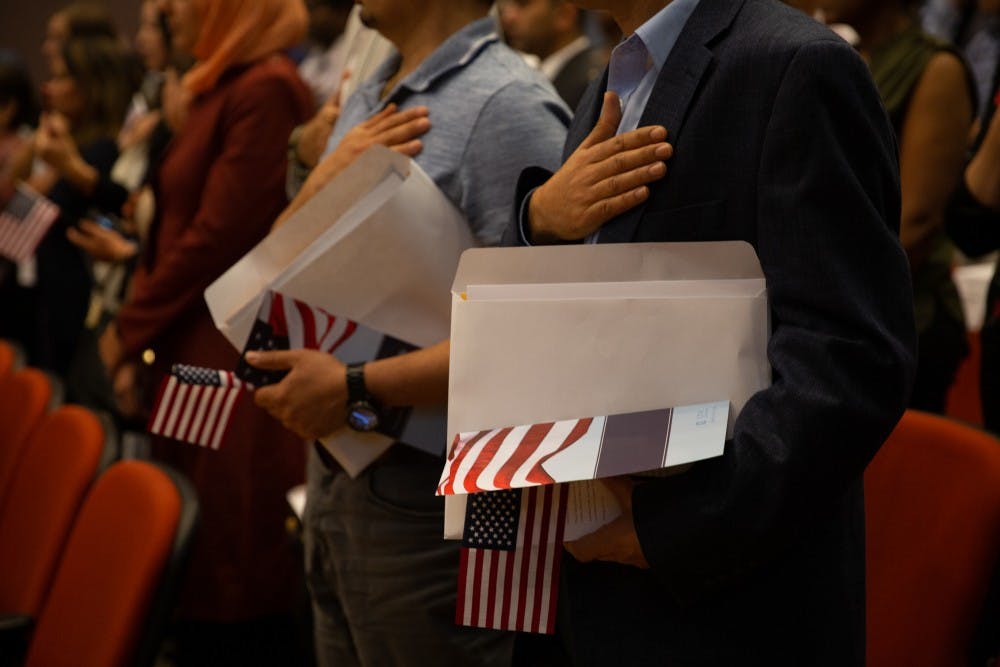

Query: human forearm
[365,340,450,407]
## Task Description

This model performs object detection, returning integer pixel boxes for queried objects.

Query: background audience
[3,0,1000,664]
[821,0,976,414]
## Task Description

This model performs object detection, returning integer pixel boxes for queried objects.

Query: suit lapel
[563,69,608,161]
[598,0,745,244]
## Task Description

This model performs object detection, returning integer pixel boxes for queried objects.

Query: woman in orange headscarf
[100,0,314,663]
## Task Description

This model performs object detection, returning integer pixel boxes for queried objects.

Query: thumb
[581,92,623,148]
[244,349,300,370]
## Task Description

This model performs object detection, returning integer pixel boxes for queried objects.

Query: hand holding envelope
[249,348,348,440]
[206,147,475,476]
[564,477,650,569]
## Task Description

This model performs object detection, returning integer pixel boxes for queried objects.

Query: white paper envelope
[204,145,473,474]
[443,242,771,538]
[205,145,475,351]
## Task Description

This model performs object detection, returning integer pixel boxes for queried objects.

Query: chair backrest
[0,369,54,514]
[0,338,22,377]
[866,410,1000,667]
[0,405,105,616]
[24,460,198,667]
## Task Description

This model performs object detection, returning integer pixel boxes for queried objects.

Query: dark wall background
[0,0,140,94]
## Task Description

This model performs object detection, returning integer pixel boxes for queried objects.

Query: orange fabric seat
[0,369,55,514]
[0,339,18,377]
[24,460,197,667]
[0,405,105,617]
[866,410,1000,666]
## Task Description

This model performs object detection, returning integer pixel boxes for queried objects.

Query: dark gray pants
[303,445,514,667]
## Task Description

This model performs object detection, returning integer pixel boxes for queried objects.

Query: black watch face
[347,402,380,432]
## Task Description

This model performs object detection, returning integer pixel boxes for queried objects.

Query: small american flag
[237,291,357,386]
[147,364,249,449]
[0,184,60,263]
[456,484,568,634]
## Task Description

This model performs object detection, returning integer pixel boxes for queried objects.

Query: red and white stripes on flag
[439,418,595,495]
[265,291,356,352]
[148,365,249,449]
[457,484,569,634]
[0,184,59,263]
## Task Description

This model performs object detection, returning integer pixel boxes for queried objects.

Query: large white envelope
[205,145,474,350]
[204,146,475,475]
[444,242,771,538]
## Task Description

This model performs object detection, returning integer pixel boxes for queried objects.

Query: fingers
[590,141,672,184]
[581,186,650,230]
[65,226,91,251]
[588,124,668,164]
[244,349,300,370]
[594,160,666,202]
[581,92,624,149]
[375,116,431,148]
[370,105,430,133]
[390,139,423,157]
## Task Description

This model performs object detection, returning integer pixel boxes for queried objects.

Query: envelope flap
[451,242,762,293]
[205,146,412,348]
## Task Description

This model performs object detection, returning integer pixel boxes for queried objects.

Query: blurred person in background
[42,2,119,73]
[0,36,136,385]
[820,0,976,413]
[499,0,604,109]
[98,0,315,664]
[298,0,353,108]
[922,0,1000,119]
[0,51,39,185]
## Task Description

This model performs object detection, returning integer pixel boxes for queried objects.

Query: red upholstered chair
[0,406,107,620]
[866,410,1000,666]
[0,339,22,377]
[23,460,198,667]
[0,369,55,515]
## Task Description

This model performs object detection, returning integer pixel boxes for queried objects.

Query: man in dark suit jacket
[504,0,916,664]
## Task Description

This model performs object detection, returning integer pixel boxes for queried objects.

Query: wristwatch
[345,362,381,432]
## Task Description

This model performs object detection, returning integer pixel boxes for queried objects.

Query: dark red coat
[117,55,313,621]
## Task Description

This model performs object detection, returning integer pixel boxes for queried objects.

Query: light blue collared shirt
[609,0,701,133]
[520,0,701,245]
[317,18,570,247]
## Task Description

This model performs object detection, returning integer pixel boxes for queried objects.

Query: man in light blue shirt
[249,1,576,665]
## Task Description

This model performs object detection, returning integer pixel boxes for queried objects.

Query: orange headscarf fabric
[182,0,308,95]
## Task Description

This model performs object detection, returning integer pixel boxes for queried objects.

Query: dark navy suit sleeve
[631,39,917,602]
[502,166,553,247]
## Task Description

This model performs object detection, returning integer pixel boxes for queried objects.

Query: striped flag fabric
[438,402,728,495]
[0,184,59,263]
[147,364,249,449]
[456,484,568,634]
[236,290,424,443]
[439,419,594,496]
[237,290,358,387]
